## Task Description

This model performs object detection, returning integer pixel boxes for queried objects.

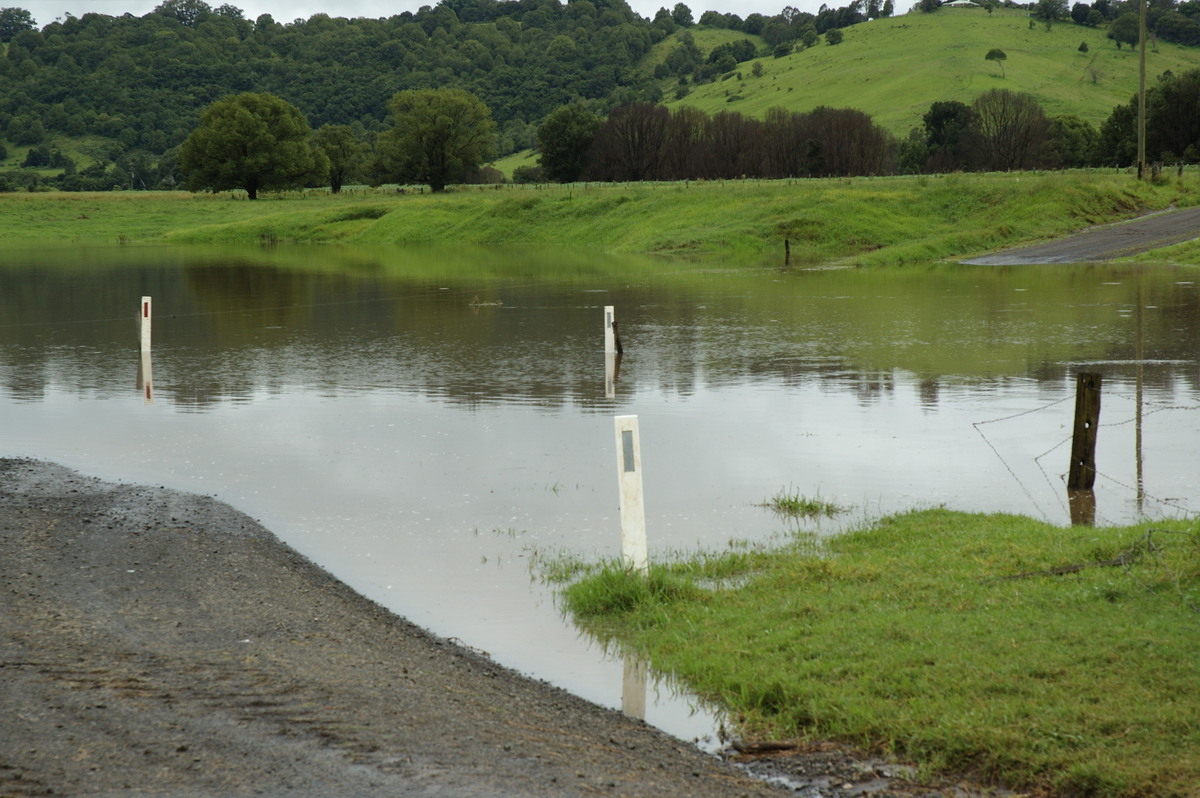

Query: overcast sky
[19,0,819,30]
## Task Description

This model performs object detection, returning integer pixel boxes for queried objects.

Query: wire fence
[974,388,1200,526]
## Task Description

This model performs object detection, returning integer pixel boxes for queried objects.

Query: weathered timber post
[1067,372,1102,490]
[614,415,648,575]
[1067,488,1095,526]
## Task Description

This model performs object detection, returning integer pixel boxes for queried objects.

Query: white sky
[19,0,817,30]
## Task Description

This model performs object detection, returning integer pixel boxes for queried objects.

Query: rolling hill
[664,8,1200,135]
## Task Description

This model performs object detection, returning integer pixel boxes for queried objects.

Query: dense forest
[1,0,1199,191]
[0,0,806,164]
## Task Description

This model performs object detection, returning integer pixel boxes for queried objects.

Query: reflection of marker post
[604,352,622,399]
[621,656,647,720]
[139,296,152,353]
[614,415,648,574]
[137,349,154,405]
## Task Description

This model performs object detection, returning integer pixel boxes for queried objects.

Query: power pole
[1138,0,1147,179]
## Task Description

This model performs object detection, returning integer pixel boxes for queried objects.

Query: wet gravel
[1,458,980,797]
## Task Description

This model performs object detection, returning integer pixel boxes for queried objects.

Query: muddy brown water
[1,244,1198,745]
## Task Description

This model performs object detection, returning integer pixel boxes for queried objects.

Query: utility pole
[1138,0,1147,179]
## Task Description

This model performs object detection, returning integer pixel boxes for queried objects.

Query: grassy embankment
[556,509,1200,798]
[2,170,1199,264]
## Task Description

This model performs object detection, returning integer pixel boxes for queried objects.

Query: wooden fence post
[1067,372,1102,490]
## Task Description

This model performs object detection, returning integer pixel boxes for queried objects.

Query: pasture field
[2,170,1198,265]
[667,9,1200,136]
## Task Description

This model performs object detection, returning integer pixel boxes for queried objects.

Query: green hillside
[666,8,1200,135]
[639,26,768,77]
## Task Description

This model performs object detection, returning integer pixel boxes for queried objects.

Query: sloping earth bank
[0,459,977,798]
[962,205,1200,265]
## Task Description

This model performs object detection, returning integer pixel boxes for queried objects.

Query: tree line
[529,73,1200,184]
[2,0,1199,193]
[532,102,895,181]
[0,0,877,179]
[2,67,1198,195]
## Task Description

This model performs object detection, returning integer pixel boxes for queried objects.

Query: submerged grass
[558,509,1200,797]
[759,486,845,519]
[2,170,1198,264]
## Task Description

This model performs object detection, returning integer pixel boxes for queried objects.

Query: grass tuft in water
[759,486,845,519]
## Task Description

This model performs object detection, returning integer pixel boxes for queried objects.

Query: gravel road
[1,459,966,798]
[962,204,1200,265]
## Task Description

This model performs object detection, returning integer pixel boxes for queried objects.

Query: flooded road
[2,244,1198,744]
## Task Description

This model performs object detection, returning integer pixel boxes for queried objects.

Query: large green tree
[312,123,364,194]
[374,88,496,192]
[1107,11,1140,48]
[180,92,326,199]
[0,6,34,42]
[1032,0,1069,25]
[985,47,1007,78]
[1099,69,1200,164]
[969,88,1048,171]
[536,104,602,183]
[922,100,975,171]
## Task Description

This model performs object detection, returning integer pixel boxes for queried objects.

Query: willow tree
[374,89,497,192]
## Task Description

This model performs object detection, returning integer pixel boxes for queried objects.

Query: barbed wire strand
[972,422,1051,522]
[1122,529,1200,614]
[978,393,1200,524]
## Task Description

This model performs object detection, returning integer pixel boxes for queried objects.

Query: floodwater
[2,244,1198,746]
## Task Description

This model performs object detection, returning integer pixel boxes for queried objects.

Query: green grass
[559,509,1200,797]
[759,486,846,519]
[667,9,1200,136]
[493,148,541,179]
[3,171,1198,264]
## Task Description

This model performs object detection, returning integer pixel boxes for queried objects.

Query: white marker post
[604,305,616,355]
[139,296,152,353]
[138,296,153,404]
[614,415,648,574]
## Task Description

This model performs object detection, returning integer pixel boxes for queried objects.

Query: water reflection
[622,657,648,720]
[1,244,1198,746]
[137,349,154,404]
